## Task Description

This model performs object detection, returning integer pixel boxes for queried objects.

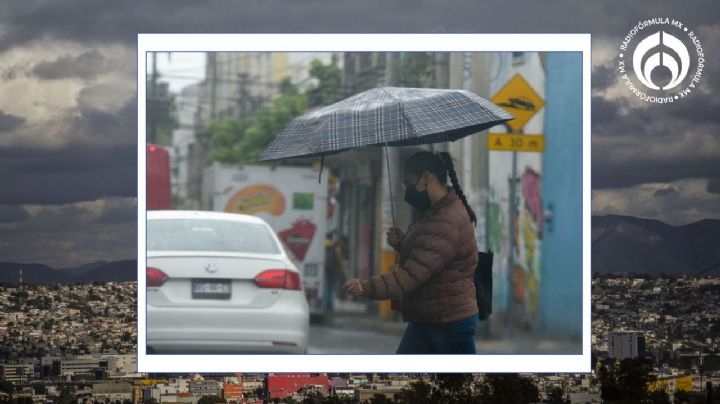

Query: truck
[146,144,172,210]
[202,163,328,316]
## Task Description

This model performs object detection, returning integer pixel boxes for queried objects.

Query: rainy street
[308,323,402,354]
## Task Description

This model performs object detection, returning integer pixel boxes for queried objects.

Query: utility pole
[209,53,217,120]
[238,73,249,118]
[434,52,450,88]
[507,132,519,338]
[150,53,158,144]
[433,53,450,153]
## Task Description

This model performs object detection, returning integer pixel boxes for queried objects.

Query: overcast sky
[0,0,718,267]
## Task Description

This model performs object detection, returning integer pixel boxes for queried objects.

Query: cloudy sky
[0,0,718,267]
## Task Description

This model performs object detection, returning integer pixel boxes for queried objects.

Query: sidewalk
[325,309,582,355]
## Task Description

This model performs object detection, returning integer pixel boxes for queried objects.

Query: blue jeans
[396,314,480,354]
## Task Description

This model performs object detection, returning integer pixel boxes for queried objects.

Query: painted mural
[489,167,543,328]
[519,168,542,317]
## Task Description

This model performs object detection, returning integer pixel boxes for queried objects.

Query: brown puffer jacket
[360,189,479,324]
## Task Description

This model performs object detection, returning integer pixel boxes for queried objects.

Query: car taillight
[147,267,168,287]
[254,269,302,291]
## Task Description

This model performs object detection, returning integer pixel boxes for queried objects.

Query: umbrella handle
[384,143,396,227]
[318,154,324,184]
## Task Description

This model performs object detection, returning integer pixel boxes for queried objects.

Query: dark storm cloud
[28,204,89,229]
[663,91,720,126]
[0,205,30,223]
[66,95,137,144]
[94,198,137,224]
[0,111,26,132]
[590,96,626,128]
[0,199,137,267]
[0,143,137,205]
[590,93,720,188]
[708,178,720,194]
[654,187,678,198]
[32,49,108,80]
[591,64,618,92]
[1,0,718,50]
[593,156,720,189]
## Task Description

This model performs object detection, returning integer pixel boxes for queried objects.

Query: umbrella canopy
[259,87,514,161]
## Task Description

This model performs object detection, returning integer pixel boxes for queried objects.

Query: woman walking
[345,151,480,354]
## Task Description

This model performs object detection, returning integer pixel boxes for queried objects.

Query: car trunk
[146,252,292,309]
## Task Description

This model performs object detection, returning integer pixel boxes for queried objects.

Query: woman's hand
[386,226,404,249]
[344,279,364,296]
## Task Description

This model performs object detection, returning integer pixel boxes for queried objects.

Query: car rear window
[147,218,280,254]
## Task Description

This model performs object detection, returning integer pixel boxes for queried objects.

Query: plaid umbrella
[258,87,514,161]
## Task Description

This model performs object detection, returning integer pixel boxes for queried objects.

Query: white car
[146,210,309,354]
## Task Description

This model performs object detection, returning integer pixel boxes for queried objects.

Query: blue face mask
[404,177,432,212]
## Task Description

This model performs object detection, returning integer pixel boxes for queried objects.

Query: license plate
[192,280,231,299]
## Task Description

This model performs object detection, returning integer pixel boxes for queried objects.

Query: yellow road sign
[491,74,545,131]
[488,133,545,152]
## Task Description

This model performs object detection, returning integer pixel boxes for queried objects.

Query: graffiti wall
[487,52,546,331]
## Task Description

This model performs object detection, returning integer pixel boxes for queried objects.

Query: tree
[479,374,539,404]
[547,386,568,404]
[197,395,226,404]
[599,357,655,403]
[648,388,670,404]
[32,383,47,395]
[56,383,76,404]
[396,379,433,404]
[306,55,343,108]
[318,395,343,404]
[198,395,226,404]
[368,393,393,404]
[201,90,307,164]
[300,390,324,404]
[673,389,703,404]
[393,53,435,87]
[0,380,14,397]
[431,373,477,403]
[203,56,345,165]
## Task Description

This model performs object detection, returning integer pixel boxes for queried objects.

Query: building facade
[171,82,201,207]
[609,330,647,359]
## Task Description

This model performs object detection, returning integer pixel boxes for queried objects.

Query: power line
[155,73,288,87]
[153,53,331,83]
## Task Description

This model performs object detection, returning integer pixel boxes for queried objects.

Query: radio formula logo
[618,18,705,104]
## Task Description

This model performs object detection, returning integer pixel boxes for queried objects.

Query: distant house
[92,382,133,402]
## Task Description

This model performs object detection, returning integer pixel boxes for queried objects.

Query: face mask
[404,178,432,212]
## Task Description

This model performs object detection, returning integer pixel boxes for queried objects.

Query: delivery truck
[203,163,328,316]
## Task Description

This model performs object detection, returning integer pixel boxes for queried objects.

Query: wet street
[308,323,403,354]
[307,313,582,355]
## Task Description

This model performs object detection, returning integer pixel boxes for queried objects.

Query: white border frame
[137,33,592,373]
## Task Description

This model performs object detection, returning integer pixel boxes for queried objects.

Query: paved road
[308,324,403,354]
[308,315,581,354]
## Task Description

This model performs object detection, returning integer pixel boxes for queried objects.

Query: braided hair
[403,151,478,226]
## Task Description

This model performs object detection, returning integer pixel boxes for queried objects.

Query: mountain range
[592,215,720,276]
[0,260,137,284]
